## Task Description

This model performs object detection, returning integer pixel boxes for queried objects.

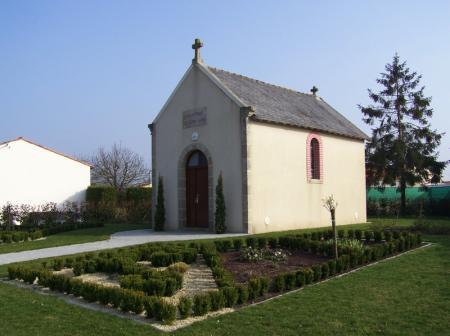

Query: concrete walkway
[0,230,246,266]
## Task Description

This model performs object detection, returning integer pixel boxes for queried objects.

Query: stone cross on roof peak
[192,38,203,63]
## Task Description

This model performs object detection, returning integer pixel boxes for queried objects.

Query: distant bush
[413,218,450,235]
[85,186,151,225]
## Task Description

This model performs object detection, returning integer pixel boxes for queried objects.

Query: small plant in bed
[239,246,290,263]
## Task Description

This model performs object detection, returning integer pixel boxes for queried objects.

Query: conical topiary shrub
[215,173,226,234]
[154,176,165,231]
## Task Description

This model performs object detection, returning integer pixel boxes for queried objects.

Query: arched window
[310,138,320,180]
[307,134,322,182]
[187,150,207,168]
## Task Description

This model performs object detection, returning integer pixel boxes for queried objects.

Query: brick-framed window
[306,133,323,183]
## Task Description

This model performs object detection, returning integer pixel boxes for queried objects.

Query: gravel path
[0,230,246,266]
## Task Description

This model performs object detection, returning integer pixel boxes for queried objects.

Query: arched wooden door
[186,150,209,228]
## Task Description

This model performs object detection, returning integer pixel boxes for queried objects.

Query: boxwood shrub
[321,262,329,279]
[232,238,244,250]
[283,272,296,290]
[267,237,278,248]
[178,296,192,319]
[271,274,285,292]
[160,301,177,324]
[304,267,314,284]
[208,290,225,311]
[248,277,261,301]
[193,293,210,316]
[236,285,249,304]
[295,270,305,287]
[260,276,269,296]
[222,287,238,307]
[257,237,267,249]
[312,265,322,282]
[347,229,355,239]
[245,237,258,248]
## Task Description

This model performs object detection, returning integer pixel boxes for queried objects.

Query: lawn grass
[0,218,448,335]
[0,223,149,254]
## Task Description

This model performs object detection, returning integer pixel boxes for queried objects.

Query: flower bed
[222,249,328,283]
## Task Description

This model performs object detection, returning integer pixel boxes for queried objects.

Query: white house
[0,137,91,208]
[150,39,368,234]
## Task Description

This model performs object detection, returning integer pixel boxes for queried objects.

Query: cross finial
[192,38,203,63]
[310,86,318,96]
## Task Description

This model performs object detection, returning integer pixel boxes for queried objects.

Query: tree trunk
[400,178,406,216]
[331,209,338,260]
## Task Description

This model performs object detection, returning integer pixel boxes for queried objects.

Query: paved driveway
[0,230,247,266]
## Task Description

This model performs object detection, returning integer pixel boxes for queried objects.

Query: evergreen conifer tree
[215,173,226,234]
[154,176,165,231]
[359,54,446,215]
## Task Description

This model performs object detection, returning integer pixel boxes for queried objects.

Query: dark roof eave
[250,116,369,141]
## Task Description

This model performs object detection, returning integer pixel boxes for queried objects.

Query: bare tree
[89,143,150,190]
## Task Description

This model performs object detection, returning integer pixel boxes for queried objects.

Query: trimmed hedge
[85,186,151,225]
[7,267,177,324]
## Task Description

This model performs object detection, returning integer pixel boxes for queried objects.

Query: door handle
[195,194,199,204]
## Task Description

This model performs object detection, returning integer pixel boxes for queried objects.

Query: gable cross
[192,38,203,63]
[310,86,319,96]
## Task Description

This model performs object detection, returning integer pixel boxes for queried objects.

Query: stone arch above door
[178,143,214,230]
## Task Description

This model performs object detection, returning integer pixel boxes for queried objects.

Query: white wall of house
[0,138,91,208]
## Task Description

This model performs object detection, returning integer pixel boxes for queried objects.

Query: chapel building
[149,39,368,233]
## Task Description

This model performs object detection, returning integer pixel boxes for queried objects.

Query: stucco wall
[0,139,91,208]
[152,65,243,232]
[248,121,367,233]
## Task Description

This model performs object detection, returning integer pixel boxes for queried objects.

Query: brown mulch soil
[221,250,330,284]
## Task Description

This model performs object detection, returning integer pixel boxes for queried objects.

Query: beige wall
[248,121,367,234]
[153,64,244,232]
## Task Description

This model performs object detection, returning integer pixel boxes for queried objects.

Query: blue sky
[1,1,449,179]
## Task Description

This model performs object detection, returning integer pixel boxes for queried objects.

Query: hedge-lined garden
[186,230,421,319]
[7,228,422,327]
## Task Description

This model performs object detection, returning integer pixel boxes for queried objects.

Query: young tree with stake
[323,195,338,259]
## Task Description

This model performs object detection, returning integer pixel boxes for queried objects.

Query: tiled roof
[207,66,368,140]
